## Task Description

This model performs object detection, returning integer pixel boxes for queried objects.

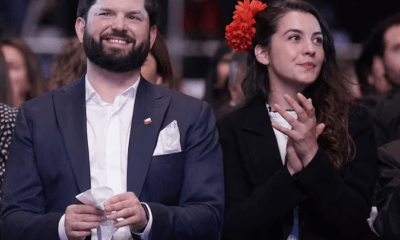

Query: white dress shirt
[58,75,153,240]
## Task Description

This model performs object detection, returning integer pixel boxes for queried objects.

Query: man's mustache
[100,31,136,45]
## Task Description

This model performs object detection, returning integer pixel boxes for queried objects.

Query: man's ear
[254,45,269,65]
[149,25,157,49]
[75,17,85,43]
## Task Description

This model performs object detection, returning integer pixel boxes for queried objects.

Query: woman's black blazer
[217,96,380,240]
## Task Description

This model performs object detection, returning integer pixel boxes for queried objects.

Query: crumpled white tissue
[76,187,117,240]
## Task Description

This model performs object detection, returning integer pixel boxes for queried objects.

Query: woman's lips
[299,62,316,70]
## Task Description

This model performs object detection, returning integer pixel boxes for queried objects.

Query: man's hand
[65,204,106,240]
[104,192,148,232]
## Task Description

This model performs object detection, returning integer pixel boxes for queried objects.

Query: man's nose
[112,15,127,31]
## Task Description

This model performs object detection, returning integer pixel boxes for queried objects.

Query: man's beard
[83,29,150,73]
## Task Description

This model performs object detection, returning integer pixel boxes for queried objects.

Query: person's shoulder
[380,139,400,156]
[0,103,18,123]
[218,104,247,126]
[22,77,84,110]
[373,87,400,130]
[348,104,374,137]
[17,88,67,120]
[377,139,400,168]
[349,104,371,122]
[22,90,56,108]
[155,85,207,109]
[374,87,400,114]
[217,96,264,129]
[0,103,18,115]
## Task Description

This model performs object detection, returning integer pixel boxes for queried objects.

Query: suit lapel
[53,76,91,193]
[239,97,283,184]
[127,79,170,197]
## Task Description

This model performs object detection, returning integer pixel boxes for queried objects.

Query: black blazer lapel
[239,97,283,184]
[127,79,171,197]
[53,76,91,193]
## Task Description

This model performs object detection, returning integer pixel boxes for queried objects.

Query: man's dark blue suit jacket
[0,76,224,240]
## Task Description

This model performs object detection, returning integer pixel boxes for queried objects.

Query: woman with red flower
[218,0,380,239]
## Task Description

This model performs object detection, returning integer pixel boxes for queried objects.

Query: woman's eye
[289,35,300,41]
[314,37,323,44]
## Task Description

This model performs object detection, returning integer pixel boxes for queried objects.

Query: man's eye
[129,16,140,20]
[99,12,110,16]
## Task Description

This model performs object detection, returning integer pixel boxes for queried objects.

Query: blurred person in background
[214,51,246,119]
[141,30,179,90]
[356,19,393,112]
[0,46,18,197]
[373,138,400,240]
[0,48,13,107]
[0,37,46,108]
[204,42,235,114]
[371,12,400,146]
[371,15,400,238]
[48,37,87,90]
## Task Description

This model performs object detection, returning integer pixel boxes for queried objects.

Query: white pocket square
[153,120,182,156]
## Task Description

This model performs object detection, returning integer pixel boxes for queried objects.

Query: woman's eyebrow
[283,29,303,35]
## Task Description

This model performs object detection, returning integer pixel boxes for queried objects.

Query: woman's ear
[254,45,269,65]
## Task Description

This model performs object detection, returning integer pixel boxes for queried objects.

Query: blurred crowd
[0,1,399,119]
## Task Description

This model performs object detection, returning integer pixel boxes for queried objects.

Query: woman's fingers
[297,93,315,118]
[281,95,307,124]
[272,94,321,168]
[274,103,299,128]
[271,122,292,137]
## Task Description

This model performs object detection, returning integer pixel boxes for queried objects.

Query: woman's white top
[266,104,298,164]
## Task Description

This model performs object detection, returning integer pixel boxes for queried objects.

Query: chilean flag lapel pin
[144,118,152,125]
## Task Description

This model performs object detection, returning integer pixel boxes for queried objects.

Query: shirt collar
[85,74,141,104]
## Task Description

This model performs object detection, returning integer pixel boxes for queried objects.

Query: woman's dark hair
[77,0,158,27]
[150,30,178,90]
[204,42,232,103]
[49,37,87,90]
[0,48,12,106]
[242,0,355,173]
[0,37,45,102]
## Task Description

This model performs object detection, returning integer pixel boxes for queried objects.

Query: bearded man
[0,0,224,239]
[372,12,400,146]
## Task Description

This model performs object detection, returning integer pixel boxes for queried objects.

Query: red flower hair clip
[225,0,267,52]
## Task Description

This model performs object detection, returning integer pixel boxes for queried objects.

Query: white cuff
[58,214,69,240]
[131,202,153,240]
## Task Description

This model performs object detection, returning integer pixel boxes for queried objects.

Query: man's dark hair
[372,11,400,57]
[76,0,158,27]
